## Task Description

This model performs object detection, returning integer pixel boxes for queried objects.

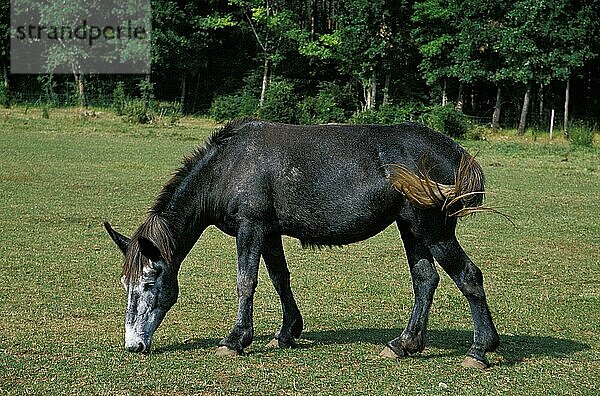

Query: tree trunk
[74,73,85,109]
[180,75,186,112]
[2,64,8,107]
[441,79,447,106]
[517,81,532,135]
[2,64,8,89]
[362,70,378,110]
[310,0,317,40]
[492,85,501,130]
[455,81,464,112]
[259,55,269,108]
[382,73,391,106]
[192,72,201,112]
[369,69,377,110]
[563,77,570,136]
[538,82,544,117]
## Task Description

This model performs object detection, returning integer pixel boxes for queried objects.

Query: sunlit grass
[0,109,598,394]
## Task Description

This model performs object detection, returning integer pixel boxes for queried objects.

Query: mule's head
[104,222,178,353]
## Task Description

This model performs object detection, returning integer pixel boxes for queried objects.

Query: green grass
[0,108,599,395]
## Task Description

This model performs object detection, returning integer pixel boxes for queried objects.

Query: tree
[228,0,297,108]
[335,0,408,110]
[498,0,596,135]
[151,1,219,110]
[542,0,597,135]
[449,1,510,118]
[412,0,458,106]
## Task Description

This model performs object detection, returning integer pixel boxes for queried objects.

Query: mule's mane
[150,118,254,215]
[122,118,255,281]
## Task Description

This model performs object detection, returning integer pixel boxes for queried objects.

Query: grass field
[0,108,598,395]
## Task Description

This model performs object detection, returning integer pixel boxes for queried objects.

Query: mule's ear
[104,222,130,255]
[138,237,162,263]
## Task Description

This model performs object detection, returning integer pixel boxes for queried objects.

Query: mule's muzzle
[126,341,149,354]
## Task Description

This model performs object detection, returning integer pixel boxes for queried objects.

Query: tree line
[2,0,599,133]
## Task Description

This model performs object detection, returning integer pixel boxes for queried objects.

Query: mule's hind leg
[262,235,303,348]
[382,223,440,358]
[429,238,499,368]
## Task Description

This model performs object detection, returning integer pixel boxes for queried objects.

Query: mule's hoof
[266,338,294,349]
[216,346,241,357]
[380,345,402,358]
[462,356,489,369]
[266,338,280,349]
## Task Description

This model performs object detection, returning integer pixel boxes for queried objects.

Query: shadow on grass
[154,337,220,354]
[300,328,589,366]
[155,328,588,366]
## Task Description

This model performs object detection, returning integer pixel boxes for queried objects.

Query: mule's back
[213,121,467,247]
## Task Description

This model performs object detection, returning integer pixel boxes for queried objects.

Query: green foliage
[124,100,183,125]
[112,82,127,116]
[154,101,183,126]
[350,103,429,125]
[122,80,182,125]
[38,74,58,106]
[426,105,470,138]
[568,121,596,147]
[0,83,8,108]
[209,93,259,123]
[298,82,354,124]
[298,95,343,125]
[464,124,486,141]
[122,80,155,124]
[123,99,150,124]
[260,79,298,123]
[138,80,155,105]
[41,105,50,119]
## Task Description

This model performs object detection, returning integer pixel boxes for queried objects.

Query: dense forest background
[2,0,599,134]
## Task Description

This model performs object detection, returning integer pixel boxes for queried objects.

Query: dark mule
[105,119,499,368]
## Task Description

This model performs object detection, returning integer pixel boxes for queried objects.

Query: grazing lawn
[0,108,598,395]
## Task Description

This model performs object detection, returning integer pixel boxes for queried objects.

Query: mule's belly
[281,213,396,247]
[274,181,398,247]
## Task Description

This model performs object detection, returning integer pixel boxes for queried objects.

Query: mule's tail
[390,152,486,217]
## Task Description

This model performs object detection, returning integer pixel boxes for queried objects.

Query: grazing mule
[105,119,499,368]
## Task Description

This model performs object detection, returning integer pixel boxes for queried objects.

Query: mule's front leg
[217,223,264,356]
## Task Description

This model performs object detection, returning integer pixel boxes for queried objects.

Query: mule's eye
[142,282,155,291]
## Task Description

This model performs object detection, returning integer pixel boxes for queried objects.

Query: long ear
[104,222,130,254]
[138,237,162,263]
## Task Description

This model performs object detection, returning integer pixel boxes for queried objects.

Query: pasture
[0,108,598,395]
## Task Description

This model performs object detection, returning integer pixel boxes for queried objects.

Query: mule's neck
[157,152,223,266]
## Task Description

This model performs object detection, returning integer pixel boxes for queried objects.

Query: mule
[105,119,499,368]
